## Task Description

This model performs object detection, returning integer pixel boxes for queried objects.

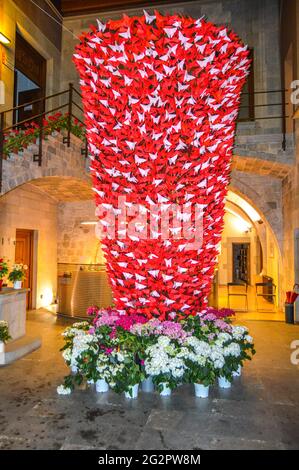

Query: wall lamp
[0,32,11,45]
[81,221,97,226]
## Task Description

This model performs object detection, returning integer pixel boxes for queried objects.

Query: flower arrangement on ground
[58,307,255,398]
[0,320,11,344]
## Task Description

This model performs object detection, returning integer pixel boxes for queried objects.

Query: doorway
[232,243,250,284]
[14,33,46,125]
[15,229,34,310]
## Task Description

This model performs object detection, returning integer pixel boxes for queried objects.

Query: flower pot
[160,383,171,396]
[96,379,109,393]
[13,281,22,289]
[194,383,209,398]
[124,384,139,399]
[0,279,3,291]
[233,365,242,377]
[218,376,232,389]
[0,341,5,353]
[142,376,154,393]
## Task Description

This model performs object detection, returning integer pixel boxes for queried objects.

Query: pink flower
[104,347,113,355]
[87,305,99,316]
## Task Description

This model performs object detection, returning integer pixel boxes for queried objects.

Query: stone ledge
[0,335,42,366]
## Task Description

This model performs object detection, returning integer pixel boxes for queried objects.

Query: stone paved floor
[0,310,299,450]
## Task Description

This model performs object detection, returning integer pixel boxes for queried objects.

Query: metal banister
[0,84,85,192]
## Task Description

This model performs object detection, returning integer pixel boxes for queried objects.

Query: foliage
[3,113,85,157]
[0,258,9,280]
[8,264,28,282]
[0,320,11,343]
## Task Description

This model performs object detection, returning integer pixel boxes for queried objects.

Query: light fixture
[226,207,252,232]
[0,32,11,45]
[81,221,97,226]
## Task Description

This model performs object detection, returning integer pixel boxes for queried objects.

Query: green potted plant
[0,258,9,291]
[8,263,28,289]
[0,320,11,353]
[183,337,217,398]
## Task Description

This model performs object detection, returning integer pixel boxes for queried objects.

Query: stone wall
[0,184,58,309]
[231,170,283,250]
[1,133,90,196]
[0,0,62,116]
[282,123,299,294]
[57,200,105,265]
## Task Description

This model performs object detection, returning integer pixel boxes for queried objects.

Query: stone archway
[226,177,283,309]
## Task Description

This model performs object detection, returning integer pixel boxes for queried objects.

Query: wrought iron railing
[0,83,87,192]
[0,86,290,192]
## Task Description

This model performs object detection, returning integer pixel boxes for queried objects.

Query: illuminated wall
[57,200,105,266]
[0,184,57,308]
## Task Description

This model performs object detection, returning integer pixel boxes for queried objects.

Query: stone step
[0,336,41,366]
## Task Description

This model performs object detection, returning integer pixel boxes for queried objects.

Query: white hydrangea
[223,342,241,357]
[231,326,248,340]
[145,337,186,379]
[210,346,225,369]
[62,348,72,363]
[70,331,98,368]
[57,385,72,395]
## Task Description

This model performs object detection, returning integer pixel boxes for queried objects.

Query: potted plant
[144,336,186,396]
[0,320,11,353]
[109,349,143,399]
[8,263,28,289]
[0,258,9,291]
[183,337,217,398]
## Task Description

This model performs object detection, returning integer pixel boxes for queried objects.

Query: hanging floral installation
[73,11,250,320]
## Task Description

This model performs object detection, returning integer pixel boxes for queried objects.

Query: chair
[255,282,277,312]
[227,281,248,312]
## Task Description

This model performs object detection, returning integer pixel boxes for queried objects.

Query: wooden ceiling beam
[60,0,192,16]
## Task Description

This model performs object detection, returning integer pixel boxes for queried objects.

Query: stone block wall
[0,184,58,309]
[57,200,105,265]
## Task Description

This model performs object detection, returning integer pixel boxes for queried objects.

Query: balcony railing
[0,83,87,191]
[0,86,290,192]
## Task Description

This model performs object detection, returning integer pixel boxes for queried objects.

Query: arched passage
[216,184,283,314]
[0,175,93,310]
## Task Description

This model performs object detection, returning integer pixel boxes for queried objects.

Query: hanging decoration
[73,11,251,320]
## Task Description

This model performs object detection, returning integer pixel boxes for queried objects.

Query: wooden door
[15,229,34,310]
[14,33,46,125]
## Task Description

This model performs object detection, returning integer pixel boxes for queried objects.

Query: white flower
[224,343,241,357]
[116,352,125,362]
[232,326,248,340]
[62,348,72,362]
[57,385,72,395]
[245,335,253,343]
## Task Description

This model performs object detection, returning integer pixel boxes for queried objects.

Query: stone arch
[228,174,283,307]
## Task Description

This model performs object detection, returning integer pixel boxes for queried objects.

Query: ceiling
[58,0,198,16]
[28,177,93,202]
